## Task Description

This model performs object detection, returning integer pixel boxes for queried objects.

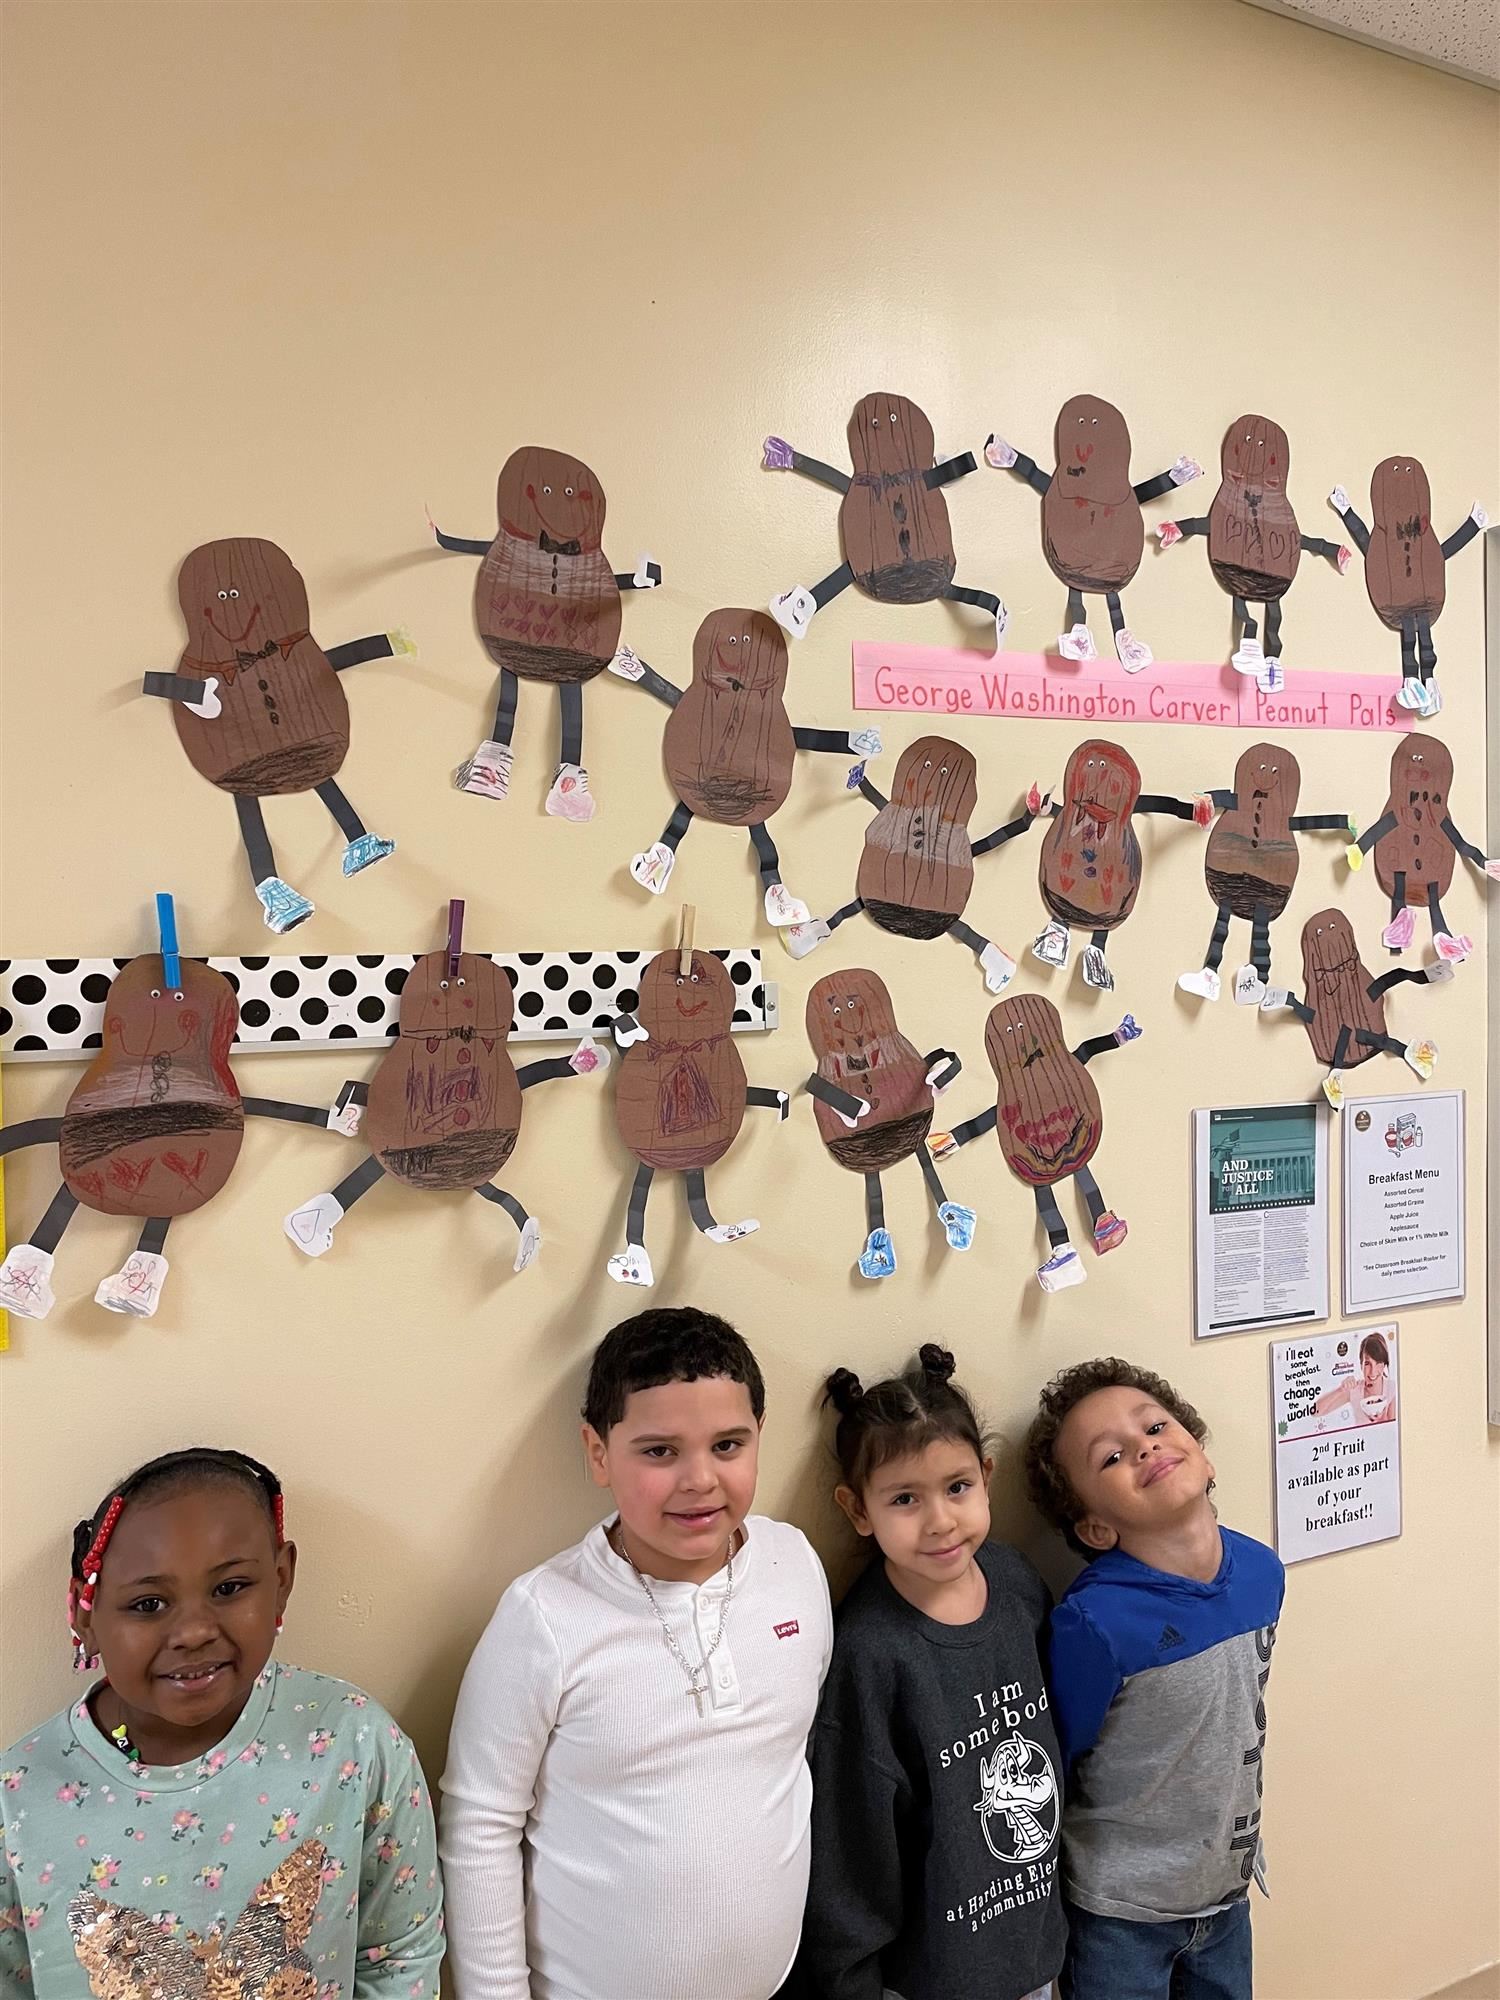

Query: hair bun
[917,1343,957,1382]
[823,1367,865,1415]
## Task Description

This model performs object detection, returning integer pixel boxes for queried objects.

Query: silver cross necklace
[612,1522,738,1717]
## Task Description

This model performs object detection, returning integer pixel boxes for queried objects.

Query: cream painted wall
[2,3,1496,1995]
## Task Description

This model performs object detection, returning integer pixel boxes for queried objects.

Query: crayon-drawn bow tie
[539,529,583,557]
[184,631,308,686]
[646,1033,727,1060]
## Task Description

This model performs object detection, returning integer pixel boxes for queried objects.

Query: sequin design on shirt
[67,1836,326,1998]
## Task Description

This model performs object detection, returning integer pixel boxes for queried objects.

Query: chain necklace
[612,1523,737,1717]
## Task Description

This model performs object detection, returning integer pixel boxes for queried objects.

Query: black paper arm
[1289,812,1353,833]
[1334,502,1370,555]
[923,451,978,490]
[805,1074,867,1121]
[859,777,890,811]
[794,726,859,753]
[1356,811,1398,857]
[0,1117,64,1157]
[432,527,491,555]
[1440,516,1481,562]
[327,634,396,672]
[614,561,664,589]
[142,673,213,703]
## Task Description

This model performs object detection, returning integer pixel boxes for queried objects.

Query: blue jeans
[1062,1897,1252,2000]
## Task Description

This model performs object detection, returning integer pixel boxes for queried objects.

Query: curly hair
[1023,1358,1209,1548]
[582,1306,764,1437]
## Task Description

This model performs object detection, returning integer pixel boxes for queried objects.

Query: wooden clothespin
[447,898,465,978]
[677,903,696,977]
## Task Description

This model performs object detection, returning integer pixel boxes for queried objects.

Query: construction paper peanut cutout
[782,735,1037,992]
[763,393,1005,644]
[0,953,351,1323]
[1267,909,1449,1098]
[1158,416,1347,680]
[615,610,874,928]
[432,446,662,822]
[283,938,599,1273]
[929,994,1138,1292]
[1331,459,1487,714]
[141,538,404,934]
[1179,743,1352,1004]
[989,395,1199,670]
[1026,739,1205,992]
[606,949,787,1290]
[804,969,972,1279]
[1349,733,1497,963]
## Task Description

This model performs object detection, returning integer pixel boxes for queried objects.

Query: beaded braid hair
[822,1344,992,1499]
[71,1448,286,1625]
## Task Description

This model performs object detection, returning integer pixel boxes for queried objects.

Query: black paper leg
[1427,879,1452,943]
[948,918,988,955]
[1091,929,1109,954]
[684,1169,720,1234]
[824,898,866,935]
[136,1217,171,1256]
[1264,599,1283,661]
[943,581,1003,619]
[1355,1029,1409,1059]
[491,667,519,747]
[864,1173,886,1234]
[659,801,694,852]
[1416,613,1437,678]
[1390,869,1408,929]
[559,683,584,767]
[916,1144,949,1210]
[315,780,368,843]
[1232,595,1259,642]
[1250,905,1272,985]
[331,1155,386,1214]
[811,563,854,610]
[1065,586,1086,632]
[1204,903,1232,972]
[1331,1024,1353,1072]
[30,1186,80,1254]
[475,1183,530,1230]
[1399,616,1417,680]
[625,1162,653,1243]
[1105,592,1127,640]
[748,821,782,888]
[1034,1183,1069,1249]
[235,795,278,887]
[1074,1163,1107,1226]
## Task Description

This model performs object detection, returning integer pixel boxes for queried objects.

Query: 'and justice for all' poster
[1193,1103,1329,1339]
[1272,1324,1401,1564]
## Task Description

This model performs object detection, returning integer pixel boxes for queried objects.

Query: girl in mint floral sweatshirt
[0,1446,444,1997]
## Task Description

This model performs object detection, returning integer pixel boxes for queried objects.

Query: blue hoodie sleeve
[1048,1597,1123,1768]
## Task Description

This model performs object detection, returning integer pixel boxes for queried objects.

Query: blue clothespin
[157,893,181,991]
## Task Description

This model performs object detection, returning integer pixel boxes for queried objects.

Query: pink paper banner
[851,643,1412,734]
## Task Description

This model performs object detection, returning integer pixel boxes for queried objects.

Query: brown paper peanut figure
[1330,460,1487,714]
[783,735,1039,993]
[803,970,973,1279]
[141,538,408,933]
[605,948,788,1289]
[927,994,1140,1293]
[0,951,353,1323]
[1347,732,1500,964]
[1178,743,1352,1005]
[763,394,1006,645]
[609,609,882,928]
[282,922,603,1273]
[987,396,1200,670]
[1157,415,1349,687]
[1261,908,1451,1110]
[1028,740,1206,992]
[431,446,662,821]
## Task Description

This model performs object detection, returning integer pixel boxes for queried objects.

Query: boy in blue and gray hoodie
[1024,1358,1284,2000]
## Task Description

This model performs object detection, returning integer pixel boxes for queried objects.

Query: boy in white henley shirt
[441,1306,833,2000]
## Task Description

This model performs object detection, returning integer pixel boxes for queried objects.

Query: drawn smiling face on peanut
[496,447,605,551]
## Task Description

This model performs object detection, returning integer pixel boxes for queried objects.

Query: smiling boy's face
[1053,1385,1215,1556]
[583,1375,762,1583]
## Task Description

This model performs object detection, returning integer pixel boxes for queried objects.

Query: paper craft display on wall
[142,540,409,934]
[431,447,661,822]
[763,394,1006,645]
[608,611,881,927]
[1330,461,1487,716]
[607,935,788,1289]
[928,995,1140,1293]
[1178,743,1352,1005]
[803,970,973,1280]
[1027,740,1206,991]
[986,396,1200,670]
[1156,415,1350,692]
[0,902,355,1323]
[782,735,1040,991]
[282,905,604,1273]
[1261,909,1452,1110]
[1347,734,1500,964]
